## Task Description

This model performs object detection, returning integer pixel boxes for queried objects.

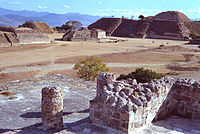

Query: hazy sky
[0,0,200,18]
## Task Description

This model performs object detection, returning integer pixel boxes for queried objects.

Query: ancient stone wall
[146,31,182,40]
[90,72,200,133]
[15,28,51,45]
[62,29,106,42]
[0,27,51,47]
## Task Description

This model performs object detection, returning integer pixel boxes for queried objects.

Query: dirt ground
[1,33,200,82]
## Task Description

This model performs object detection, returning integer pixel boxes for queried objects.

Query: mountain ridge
[0,7,100,27]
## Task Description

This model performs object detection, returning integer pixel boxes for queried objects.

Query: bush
[73,56,110,81]
[117,68,164,83]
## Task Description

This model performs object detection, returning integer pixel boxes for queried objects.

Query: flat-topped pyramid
[88,11,194,40]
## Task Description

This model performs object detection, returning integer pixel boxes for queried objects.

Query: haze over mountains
[0,7,101,27]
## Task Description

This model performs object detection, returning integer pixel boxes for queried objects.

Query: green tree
[65,21,82,30]
[117,68,164,83]
[73,56,110,81]
[138,15,145,20]
[61,23,73,31]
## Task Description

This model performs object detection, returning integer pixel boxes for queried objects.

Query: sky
[0,0,200,19]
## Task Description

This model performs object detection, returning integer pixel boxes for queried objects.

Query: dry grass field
[1,33,200,82]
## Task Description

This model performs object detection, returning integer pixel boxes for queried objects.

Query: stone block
[110,118,120,129]
[112,112,120,119]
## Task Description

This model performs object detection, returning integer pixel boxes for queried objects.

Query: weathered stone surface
[130,95,143,106]
[116,97,127,107]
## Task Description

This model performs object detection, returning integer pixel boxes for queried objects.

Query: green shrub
[73,56,110,81]
[117,68,164,83]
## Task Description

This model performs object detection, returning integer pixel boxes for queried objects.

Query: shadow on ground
[0,117,109,134]
[1,115,200,133]
[152,116,200,133]
[55,38,63,41]
[20,109,89,118]
[1,108,94,134]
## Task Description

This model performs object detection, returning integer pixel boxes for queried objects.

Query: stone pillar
[42,86,63,130]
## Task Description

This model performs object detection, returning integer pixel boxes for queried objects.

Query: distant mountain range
[0,7,101,27]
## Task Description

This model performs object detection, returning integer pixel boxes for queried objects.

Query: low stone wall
[146,32,182,40]
[89,72,200,133]
[15,28,51,45]
[0,27,51,47]
[62,29,106,42]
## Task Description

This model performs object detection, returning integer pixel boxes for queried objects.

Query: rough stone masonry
[89,72,200,133]
[42,86,63,130]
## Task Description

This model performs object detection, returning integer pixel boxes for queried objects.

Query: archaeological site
[1,8,200,134]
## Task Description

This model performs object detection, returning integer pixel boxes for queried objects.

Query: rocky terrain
[0,74,200,134]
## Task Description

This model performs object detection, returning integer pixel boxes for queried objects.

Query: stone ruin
[15,27,51,45]
[62,27,106,42]
[39,72,200,133]
[0,26,51,47]
[89,72,200,133]
[88,11,192,40]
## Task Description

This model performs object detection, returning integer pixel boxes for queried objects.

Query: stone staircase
[110,18,122,35]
